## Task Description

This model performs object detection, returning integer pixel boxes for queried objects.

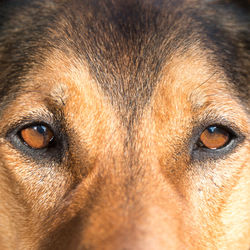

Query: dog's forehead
[49,0,250,116]
[0,0,249,116]
[54,0,193,124]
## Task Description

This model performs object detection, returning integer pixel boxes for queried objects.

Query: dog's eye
[198,125,231,149]
[20,125,54,149]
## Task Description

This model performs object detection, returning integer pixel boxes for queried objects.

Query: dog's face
[0,0,249,249]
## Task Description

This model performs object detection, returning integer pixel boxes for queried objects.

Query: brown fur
[0,0,249,249]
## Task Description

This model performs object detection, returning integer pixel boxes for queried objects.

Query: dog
[0,0,249,249]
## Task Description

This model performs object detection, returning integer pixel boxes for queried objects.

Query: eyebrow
[0,85,67,121]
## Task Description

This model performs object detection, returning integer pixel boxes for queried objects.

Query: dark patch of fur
[199,0,250,105]
[0,0,249,122]
[0,1,59,114]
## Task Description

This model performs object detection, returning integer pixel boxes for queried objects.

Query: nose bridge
[76,153,184,250]
[77,163,141,250]
[68,112,186,250]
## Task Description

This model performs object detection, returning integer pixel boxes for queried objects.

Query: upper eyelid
[4,112,55,137]
[193,111,245,137]
[200,124,239,137]
[0,91,65,135]
[6,114,244,136]
[196,124,243,145]
[190,117,245,148]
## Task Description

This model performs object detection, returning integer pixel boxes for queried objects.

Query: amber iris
[200,126,230,149]
[21,125,54,149]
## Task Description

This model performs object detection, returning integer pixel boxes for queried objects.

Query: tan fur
[0,42,249,249]
[0,0,249,249]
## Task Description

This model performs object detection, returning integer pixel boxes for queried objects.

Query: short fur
[0,0,249,249]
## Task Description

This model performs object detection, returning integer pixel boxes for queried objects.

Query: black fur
[0,0,249,122]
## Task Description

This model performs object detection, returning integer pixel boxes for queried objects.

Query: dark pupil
[35,125,47,135]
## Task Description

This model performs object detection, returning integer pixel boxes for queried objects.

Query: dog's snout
[68,164,188,250]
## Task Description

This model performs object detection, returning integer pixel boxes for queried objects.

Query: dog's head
[0,0,249,249]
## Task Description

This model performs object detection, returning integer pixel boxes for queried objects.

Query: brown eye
[199,126,231,150]
[20,125,54,149]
